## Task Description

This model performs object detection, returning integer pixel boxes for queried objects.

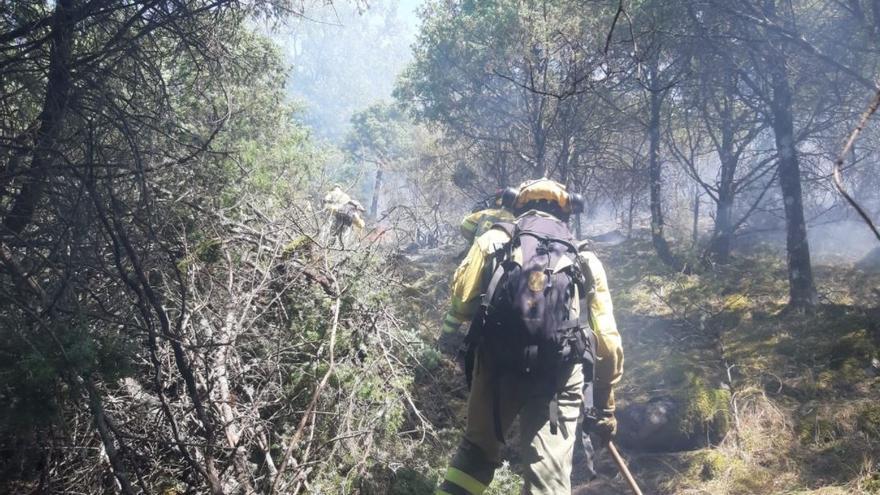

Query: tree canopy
[2,0,880,493]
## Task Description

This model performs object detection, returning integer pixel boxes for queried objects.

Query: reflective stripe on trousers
[437,352,584,494]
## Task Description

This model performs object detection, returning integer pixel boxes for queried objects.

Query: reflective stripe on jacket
[459,208,515,243]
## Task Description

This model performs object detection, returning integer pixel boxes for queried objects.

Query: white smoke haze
[256,0,880,267]
[809,220,880,264]
[737,219,880,265]
[265,0,422,142]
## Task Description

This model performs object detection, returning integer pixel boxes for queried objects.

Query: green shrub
[857,404,880,440]
[798,411,839,445]
[863,472,880,494]
[679,372,731,441]
[485,461,522,495]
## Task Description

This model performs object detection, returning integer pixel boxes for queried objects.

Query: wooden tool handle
[608,441,644,495]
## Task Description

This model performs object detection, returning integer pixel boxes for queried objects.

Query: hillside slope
[406,238,880,494]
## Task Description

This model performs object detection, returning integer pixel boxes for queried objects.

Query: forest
[1,0,879,493]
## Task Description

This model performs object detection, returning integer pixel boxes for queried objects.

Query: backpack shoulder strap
[576,250,597,293]
[514,215,579,253]
[481,260,507,313]
[575,250,596,330]
[478,222,517,313]
[490,221,516,239]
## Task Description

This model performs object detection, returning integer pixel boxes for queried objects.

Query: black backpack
[464,213,596,440]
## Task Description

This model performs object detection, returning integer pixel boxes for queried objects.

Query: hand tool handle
[608,441,643,495]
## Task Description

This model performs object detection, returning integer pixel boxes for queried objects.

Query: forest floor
[405,235,880,495]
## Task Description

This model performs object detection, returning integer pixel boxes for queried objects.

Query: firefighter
[460,189,516,243]
[437,178,623,495]
[321,185,365,247]
[441,190,516,334]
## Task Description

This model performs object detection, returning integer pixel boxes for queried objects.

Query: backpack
[464,213,597,441]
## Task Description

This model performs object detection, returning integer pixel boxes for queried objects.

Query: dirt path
[565,242,744,495]
[571,312,696,495]
[424,241,714,494]
[572,445,692,494]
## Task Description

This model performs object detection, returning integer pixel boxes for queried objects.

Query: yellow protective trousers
[437,352,584,495]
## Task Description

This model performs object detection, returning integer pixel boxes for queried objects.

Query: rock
[616,375,730,452]
[616,396,703,452]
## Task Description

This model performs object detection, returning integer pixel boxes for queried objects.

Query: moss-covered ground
[574,239,880,494]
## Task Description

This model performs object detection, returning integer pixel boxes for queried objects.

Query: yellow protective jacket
[459,208,515,243]
[441,211,624,392]
[323,188,366,230]
[322,188,351,211]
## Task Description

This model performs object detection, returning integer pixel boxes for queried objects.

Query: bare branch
[833,87,880,242]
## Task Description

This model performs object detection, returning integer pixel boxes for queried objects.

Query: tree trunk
[767,43,817,309]
[2,0,74,235]
[872,0,880,44]
[84,377,136,495]
[370,167,383,219]
[710,147,736,264]
[535,120,547,177]
[709,86,737,264]
[711,191,734,263]
[627,186,636,237]
[214,314,255,494]
[648,79,678,267]
[692,182,700,247]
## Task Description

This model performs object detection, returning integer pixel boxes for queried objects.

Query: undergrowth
[387,237,880,494]
[598,239,880,495]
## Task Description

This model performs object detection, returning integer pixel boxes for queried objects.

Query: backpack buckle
[523,345,539,373]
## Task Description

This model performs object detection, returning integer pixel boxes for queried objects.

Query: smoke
[266,1,422,142]
[808,219,880,264]
[578,203,629,238]
[734,218,880,266]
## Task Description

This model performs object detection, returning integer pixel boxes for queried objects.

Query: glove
[592,386,617,446]
[437,313,466,357]
[592,415,617,447]
[441,312,462,335]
